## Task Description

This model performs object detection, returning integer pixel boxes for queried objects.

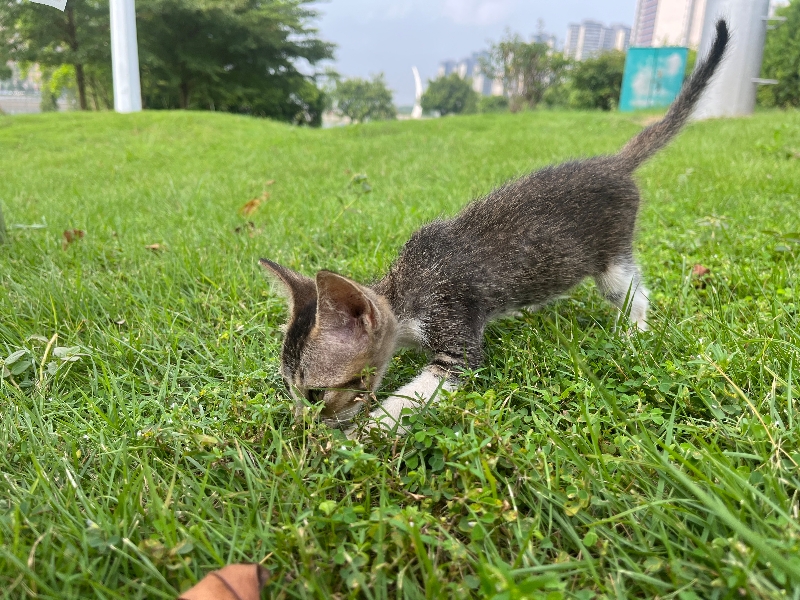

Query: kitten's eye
[307,389,324,403]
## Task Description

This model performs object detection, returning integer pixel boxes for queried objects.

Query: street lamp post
[109,0,142,113]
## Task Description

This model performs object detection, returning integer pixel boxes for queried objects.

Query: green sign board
[619,47,689,112]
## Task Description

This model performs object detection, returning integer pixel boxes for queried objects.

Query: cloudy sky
[313,0,635,105]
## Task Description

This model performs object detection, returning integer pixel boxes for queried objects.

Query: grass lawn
[1,108,799,599]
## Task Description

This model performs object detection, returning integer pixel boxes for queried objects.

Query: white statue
[411,66,423,119]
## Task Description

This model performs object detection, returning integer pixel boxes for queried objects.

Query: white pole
[693,0,770,119]
[110,0,142,113]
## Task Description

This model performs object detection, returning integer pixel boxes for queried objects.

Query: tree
[567,50,626,111]
[759,1,800,108]
[1,0,333,121]
[0,0,110,110]
[136,0,333,125]
[332,74,396,123]
[479,34,568,111]
[421,73,478,116]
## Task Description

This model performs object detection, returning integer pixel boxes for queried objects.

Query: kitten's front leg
[347,364,456,438]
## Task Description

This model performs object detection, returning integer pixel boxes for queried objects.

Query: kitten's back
[377,21,730,361]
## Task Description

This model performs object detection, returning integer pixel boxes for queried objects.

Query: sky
[313,0,636,105]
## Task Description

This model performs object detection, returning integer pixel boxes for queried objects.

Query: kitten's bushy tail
[617,19,729,171]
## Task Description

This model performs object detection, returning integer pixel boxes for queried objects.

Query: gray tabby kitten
[260,21,729,435]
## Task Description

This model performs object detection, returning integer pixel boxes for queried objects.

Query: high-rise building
[565,21,631,60]
[632,0,708,47]
[632,0,785,49]
[564,23,581,58]
[437,60,458,78]
[579,20,604,59]
[437,52,503,96]
[632,0,659,46]
[605,24,632,51]
[438,28,558,97]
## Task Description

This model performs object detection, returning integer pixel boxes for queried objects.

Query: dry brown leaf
[62,229,85,250]
[145,243,165,252]
[239,198,261,217]
[405,491,426,501]
[239,192,270,217]
[178,564,269,600]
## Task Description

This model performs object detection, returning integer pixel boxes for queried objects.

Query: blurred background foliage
[0,0,333,124]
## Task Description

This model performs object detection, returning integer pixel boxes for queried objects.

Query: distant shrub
[332,74,397,123]
[566,51,626,111]
[478,95,509,113]
[421,73,479,116]
[541,83,570,108]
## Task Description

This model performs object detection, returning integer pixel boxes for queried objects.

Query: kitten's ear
[259,258,316,316]
[315,270,378,335]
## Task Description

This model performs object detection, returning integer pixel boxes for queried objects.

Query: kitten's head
[260,259,398,426]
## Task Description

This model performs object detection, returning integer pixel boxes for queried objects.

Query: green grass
[0,108,799,599]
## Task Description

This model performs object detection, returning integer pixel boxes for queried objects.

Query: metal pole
[110,0,142,113]
[693,0,771,119]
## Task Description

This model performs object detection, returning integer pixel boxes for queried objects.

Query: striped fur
[260,20,729,434]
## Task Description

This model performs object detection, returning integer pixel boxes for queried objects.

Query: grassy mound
[1,109,799,598]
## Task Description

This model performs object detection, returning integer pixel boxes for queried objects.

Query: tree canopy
[421,73,478,116]
[0,0,110,109]
[0,0,334,123]
[331,74,396,123]
[479,35,567,111]
[136,0,333,124]
[759,0,800,108]
[566,50,626,111]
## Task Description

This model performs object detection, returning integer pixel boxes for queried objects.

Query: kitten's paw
[344,417,379,441]
[344,424,359,440]
[613,314,648,336]
[345,417,400,441]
